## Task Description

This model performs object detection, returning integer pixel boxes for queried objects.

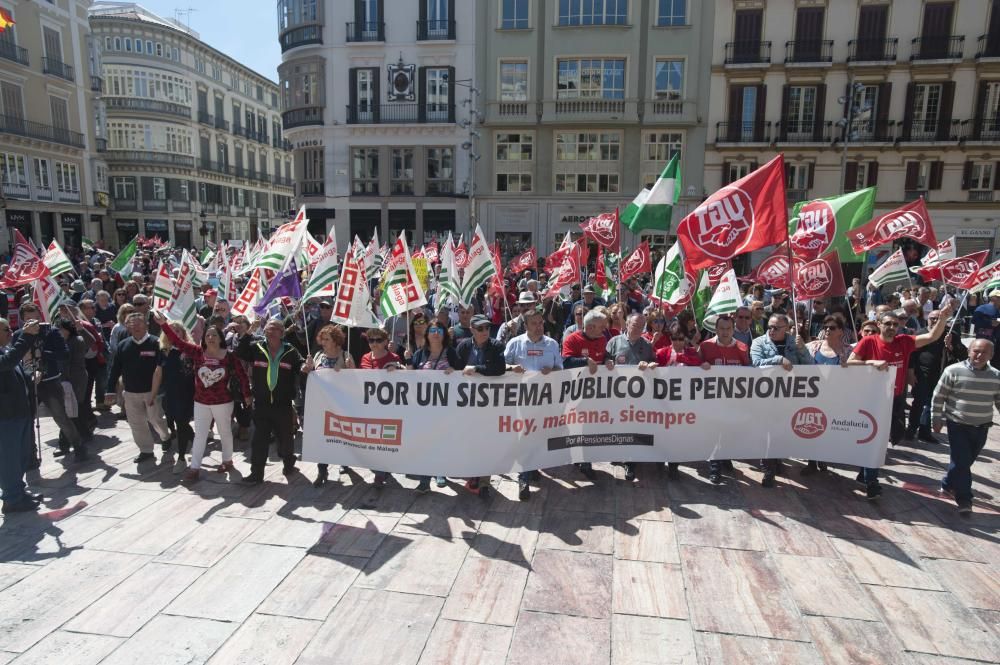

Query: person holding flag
[152,311,251,483]
[0,317,46,515]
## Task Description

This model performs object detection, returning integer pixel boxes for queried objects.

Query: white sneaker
[173,457,187,475]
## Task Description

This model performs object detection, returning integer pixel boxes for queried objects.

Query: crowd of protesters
[0,240,998,516]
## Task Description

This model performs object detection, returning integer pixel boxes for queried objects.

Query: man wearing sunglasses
[847,300,954,499]
[456,314,507,497]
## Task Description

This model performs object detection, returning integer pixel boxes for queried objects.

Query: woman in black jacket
[409,322,461,493]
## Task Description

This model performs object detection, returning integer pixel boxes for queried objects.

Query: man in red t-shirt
[847,301,954,497]
[699,315,749,484]
[561,310,611,480]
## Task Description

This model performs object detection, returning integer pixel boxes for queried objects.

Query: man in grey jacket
[750,313,813,487]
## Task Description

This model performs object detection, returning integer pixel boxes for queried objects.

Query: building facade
[89,2,294,250]
[0,0,106,252]
[707,0,1000,271]
[475,0,716,258]
[278,0,475,248]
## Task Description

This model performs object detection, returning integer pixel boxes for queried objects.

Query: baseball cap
[471,314,491,327]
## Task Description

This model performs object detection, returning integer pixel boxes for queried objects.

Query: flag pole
[945,290,968,340]
[785,241,801,342]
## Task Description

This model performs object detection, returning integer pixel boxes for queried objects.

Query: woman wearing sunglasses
[800,315,854,476]
[642,305,671,353]
[409,321,461,493]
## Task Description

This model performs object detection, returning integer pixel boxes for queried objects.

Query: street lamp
[452,77,481,231]
[837,81,873,192]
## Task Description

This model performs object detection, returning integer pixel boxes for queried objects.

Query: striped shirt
[931,361,1000,427]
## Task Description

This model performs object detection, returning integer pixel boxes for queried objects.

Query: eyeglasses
[368,338,386,344]
[413,319,428,326]
[427,326,444,334]
[768,325,787,330]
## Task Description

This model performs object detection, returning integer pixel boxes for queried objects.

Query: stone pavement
[0,411,998,665]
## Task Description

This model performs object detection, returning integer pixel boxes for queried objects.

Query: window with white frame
[95,164,107,192]
[112,176,135,200]
[495,132,534,193]
[33,158,51,190]
[727,162,752,183]
[558,0,627,25]
[641,132,682,186]
[391,148,414,194]
[557,58,625,99]
[500,0,529,28]
[970,162,994,190]
[657,0,686,26]
[854,162,869,192]
[0,152,27,187]
[103,66,193,106]
[352,147,379,194]
[786,86,817,139]
[500,60,528,101]
[106,120,193,154]
[554,131,621,193]
[653,59,683,100]
[912,83,942,139]
[152,177,166,199]
[426,147,454,194]
[55,161,79,193]
[786,162,811,192]
[280,60,324,110]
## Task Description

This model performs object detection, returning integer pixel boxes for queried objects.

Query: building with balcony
[278,0,474,247]
[474,0,715,258]
[89,2,294,250]
[706,0,1000,270]
[0,0,107,252]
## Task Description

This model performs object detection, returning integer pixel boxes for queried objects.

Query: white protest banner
[304,366,894,476]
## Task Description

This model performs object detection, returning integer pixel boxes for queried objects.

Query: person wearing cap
[197,289,219,319]
[564,284,606,326]
[972,290,1000,370]
[496,292,537,346]
[70,279,87,303]
[456,314,507,496]
[307,299,334,345]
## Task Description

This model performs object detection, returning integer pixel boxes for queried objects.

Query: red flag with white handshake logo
[509,247,537,274]
[677,155,788,271]
[910,250,990,288]
[848,197,938,254]
[619,241,652,282]
[0,230,51,289]
[794,253,847,299]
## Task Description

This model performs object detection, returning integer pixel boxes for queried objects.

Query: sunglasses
[413,319,428,325]
[427,326,444,334]
[671,336,687,341]
[767,325,787,330]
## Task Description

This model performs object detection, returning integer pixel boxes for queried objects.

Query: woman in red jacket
[152,311,250,482]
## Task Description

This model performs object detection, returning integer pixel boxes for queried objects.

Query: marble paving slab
[441,556,529,626]
[416,619,513,665]
[506,611,610,665]
[521,549,613,619]
[256,553,364,620]
[610,614,697,665]
[98,614,238,665]
[165,542,304,622]
[295,587,443,665]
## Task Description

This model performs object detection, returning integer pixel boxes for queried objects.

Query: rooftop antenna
[174,7,196,30]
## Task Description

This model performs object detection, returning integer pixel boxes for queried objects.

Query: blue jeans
[0,417,32,503]
[942,421,990,504]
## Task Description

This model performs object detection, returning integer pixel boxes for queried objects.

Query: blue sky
[137,0,282,82]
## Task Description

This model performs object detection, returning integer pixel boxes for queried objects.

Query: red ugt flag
[677,155,788,271]
[848,197,937,254]
[580,210,620,253]
[911,250,989,287]
[510,247,537,274]
[794,253,847,300]
[619,241,652,282]
[0,230,51,289]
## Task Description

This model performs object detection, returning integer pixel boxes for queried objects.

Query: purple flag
[253,259,302,316]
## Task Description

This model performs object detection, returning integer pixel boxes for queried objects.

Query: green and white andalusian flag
[81,236,95,252]
[868,249,910,288]
[436,232,462,306]
[789,186,876,263]
[43,240,74,277]
[109,236,137,277]
[702,269,742,333]
[652,241,691,305]
[691,270,713,326]
[457,225,497,305]
[302,229,340,302]
[966,258,1000,294]
[621,153,680,234]
[379,236,427,317]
